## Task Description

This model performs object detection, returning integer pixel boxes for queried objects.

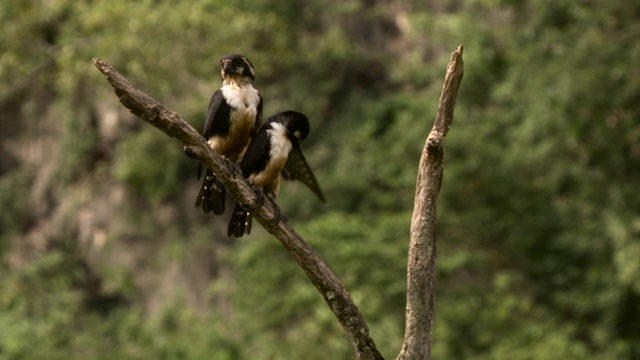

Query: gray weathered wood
[397,45,464,360]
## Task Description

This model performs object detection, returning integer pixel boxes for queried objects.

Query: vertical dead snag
[397,45,464,360]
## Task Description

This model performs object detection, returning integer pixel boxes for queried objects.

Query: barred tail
[195,170,226,215]
[227,203,252,238]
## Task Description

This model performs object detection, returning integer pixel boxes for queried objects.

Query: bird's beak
[222,62,234,75]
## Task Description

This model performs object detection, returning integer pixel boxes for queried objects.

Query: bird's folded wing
[282,147,326,203]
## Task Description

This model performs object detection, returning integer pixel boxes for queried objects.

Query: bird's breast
[251,123,292,195]
[221,84,260,111]
[216,84,261,161]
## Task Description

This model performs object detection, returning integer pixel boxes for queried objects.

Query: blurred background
[1,0,639,359]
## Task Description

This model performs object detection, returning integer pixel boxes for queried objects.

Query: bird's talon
[223,157,242,174]
[242,185,265,211]
[270,203,288,225]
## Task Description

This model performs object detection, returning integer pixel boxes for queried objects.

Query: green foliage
[112,128,188,203]
[0,171,30,241]
[433,0,640,357]
[233,212,410,359]
[0,246,240,360]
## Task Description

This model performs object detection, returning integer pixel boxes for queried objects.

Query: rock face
[1,74,234,315]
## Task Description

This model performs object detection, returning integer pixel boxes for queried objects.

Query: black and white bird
[228,111,325,238]
[196,54,263,215]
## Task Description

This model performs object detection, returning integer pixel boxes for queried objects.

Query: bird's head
[220,54,255,84]
[280,111,310,147]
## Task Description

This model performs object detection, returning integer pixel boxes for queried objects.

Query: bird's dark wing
[252,94,264,137]
[240,125,271,177]
[202,89,231,139]
[198,90,231,179]
[282,146,326,203]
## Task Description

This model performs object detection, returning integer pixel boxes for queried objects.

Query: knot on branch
[238,184,264,211]
[183,145,199,159]
[426,131,444,153]
[150,103,163,116]
[223,157,244,180]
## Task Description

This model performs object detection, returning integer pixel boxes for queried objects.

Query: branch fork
[93,44,463,360]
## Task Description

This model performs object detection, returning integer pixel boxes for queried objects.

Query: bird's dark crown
[220,54,255,81]
[273,110,310,145]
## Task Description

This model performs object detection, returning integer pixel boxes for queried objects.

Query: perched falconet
[228,111,325,238]
[196,54,263,215]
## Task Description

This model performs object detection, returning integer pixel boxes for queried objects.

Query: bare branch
[397,45,464,360]
[92,59,383,360]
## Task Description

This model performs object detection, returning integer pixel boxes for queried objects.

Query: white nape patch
[267,122,293,162]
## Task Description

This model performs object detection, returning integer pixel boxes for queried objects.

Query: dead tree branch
[92,59,383,360]
[397,45,464,360]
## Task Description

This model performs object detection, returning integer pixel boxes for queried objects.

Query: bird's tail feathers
[195,170,226,215]
[227,203,252,238]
